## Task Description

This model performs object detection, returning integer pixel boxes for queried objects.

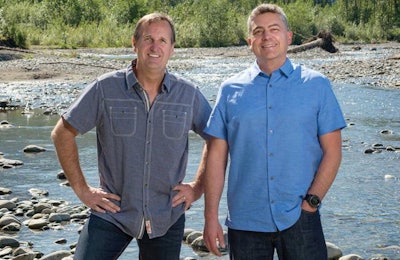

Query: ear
[287,31,293,45]
[168,43,175,58]
[132,36,137,52]
[247,37,252,49]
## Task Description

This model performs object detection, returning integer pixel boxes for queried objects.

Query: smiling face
[132,20,175,74]
[247,12,293,74]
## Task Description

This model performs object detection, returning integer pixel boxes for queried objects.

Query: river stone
[49,213,70,223]
[48,199,63,207]
[0,215,21,227]
[1,222,21,232]
[190,236,208,253]
[0,236,20,248]
[339,254,364,260]
[23,145,46,153]
[327,242,343,260]
[40,250,72,260]
[0,120,13,128]
[0,188,12,195]
[56,171,66,180]
[13,247,37,260]
[28,188,49,197]
[0,247,13,258]
[31,213,47,220]
[183,228,196,241]
[27,218,49,230]
[54,238,67,244]
[70,212,89,220]
[186,230,203,244]
[0,200,16,210]
[17,200,33,209]
[0,157,23,170]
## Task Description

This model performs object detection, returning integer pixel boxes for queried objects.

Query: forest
[0,0,399,49]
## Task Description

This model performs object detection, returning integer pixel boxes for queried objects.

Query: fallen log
[0,46,35,53]
[388,54,400,60]
[40,61,119,70]
[288,30,338,54]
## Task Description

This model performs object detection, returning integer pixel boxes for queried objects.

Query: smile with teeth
[262,43,276,48]
[149,54,160,58]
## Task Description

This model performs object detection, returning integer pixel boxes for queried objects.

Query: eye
[270,26,280,33]
[144,36,153,42]
[253,28,263,36]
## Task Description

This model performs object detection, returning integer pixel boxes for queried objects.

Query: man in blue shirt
[203,4,346,260]
[51,13,211,260]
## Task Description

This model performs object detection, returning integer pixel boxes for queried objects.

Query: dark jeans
[228,210,327,260]
[74,214,185,260]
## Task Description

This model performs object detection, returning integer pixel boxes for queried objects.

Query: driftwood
[0,46,35,53]
[288,30,338,54]
[388,54,400,60]
[40,61,119,70]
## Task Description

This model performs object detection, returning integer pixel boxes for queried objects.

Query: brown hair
[247,4,289,36]
[134,13,176,43]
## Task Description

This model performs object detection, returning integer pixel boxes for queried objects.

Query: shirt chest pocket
[110,106,137,136]
[162,110,187,139]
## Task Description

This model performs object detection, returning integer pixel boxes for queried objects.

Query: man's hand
[172,182,201,210]
[77,186,121,213]
[203,219,226,256]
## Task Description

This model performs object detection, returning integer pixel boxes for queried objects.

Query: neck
[257,57,286,76]
[134,66,164,92]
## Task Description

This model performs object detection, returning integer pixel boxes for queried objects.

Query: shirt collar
[250,58,294,79]
[127,59,171,93]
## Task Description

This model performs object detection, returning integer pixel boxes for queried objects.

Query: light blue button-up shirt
[204,58,346,232]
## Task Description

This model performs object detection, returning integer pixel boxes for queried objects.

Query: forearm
[51,118,89,196]
[204,138,228,221]
[308,130,343,200]
[190,143,208,200]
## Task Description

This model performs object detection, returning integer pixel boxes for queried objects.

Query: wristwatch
[304,194,321,208]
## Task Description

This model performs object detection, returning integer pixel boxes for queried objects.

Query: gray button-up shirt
[63,60,211,239]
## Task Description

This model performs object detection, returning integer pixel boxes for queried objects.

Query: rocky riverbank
[1,43,400,259]
[1,42,400,89]
[0,184,378,260]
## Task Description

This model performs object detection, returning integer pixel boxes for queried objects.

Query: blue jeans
[228,210,327,260]
[74,214,185,260]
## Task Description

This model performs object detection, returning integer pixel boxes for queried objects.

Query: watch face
[306,194,320,208]
[310,196,320,206]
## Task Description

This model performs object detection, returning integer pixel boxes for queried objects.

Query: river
[0,50,399,259]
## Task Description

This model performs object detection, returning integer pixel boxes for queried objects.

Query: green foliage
[0,0,399,49]
[0,7,28,48]
[171,0,246,47]
[284,1,318,44]
[195,0,245,47]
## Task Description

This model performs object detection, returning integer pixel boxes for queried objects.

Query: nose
[262,31,271,40]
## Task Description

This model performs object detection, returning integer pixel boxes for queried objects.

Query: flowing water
[0,50,400,259]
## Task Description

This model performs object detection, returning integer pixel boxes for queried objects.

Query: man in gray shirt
[51,13,211,260]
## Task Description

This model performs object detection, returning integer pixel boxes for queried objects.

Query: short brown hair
[134,13,176,43]
[247,4,289,36]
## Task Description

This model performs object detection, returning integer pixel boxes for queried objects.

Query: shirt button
[268,106,272,109]
[269,129,273,134]
[270,176,274,180]
[271,200,275,204]
[269,153,273,156]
